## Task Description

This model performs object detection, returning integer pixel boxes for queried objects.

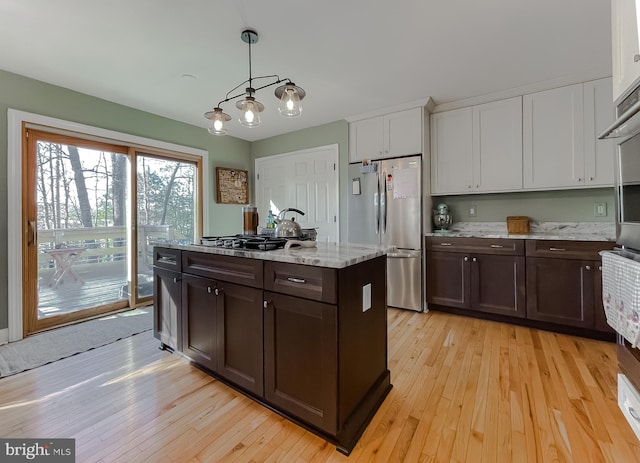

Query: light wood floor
[1,309,639,462]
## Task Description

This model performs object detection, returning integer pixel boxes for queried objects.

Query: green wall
[0,69,252,330]
[251,120,349,241]
[434,188,616,224]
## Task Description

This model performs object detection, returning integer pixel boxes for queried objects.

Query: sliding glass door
[23,129,200,336]
[135,152,197,300]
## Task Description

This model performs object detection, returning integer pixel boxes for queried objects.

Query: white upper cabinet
[349,107,423,162]
[430,107,473,194]
[523,84,584,189]
[611,0,640,102]
[523,80,614,190]
[583,78,615,187]
[430,97,522,194]
[472,97,523,192]
[432,78,613,195]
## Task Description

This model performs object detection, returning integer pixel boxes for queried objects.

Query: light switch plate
[468,205,477,217]
[362,283,371,312]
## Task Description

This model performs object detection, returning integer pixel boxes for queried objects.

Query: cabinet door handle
[464,256,469,262]
[490,244,503,248]
[214,288,222,296]
[207,286,213,294]
[173,277,179,283]
[472,257,478,262]
[287,277,307,284]
[598,265,602,271]
[585,265,592,270]
[549,247,566,252]
[635,54,640,63]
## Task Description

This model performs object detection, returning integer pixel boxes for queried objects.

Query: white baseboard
[0,328,8,346]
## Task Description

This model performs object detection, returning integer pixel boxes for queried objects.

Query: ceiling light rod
[204,29,306,136]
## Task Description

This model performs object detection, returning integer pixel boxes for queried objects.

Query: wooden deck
[37,262,153,318]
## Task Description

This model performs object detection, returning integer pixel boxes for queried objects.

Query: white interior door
[255,145,339,242]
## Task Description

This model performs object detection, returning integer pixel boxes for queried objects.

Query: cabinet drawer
[264,262,337,304]
[182,251,263,288]
[153,247,182,271]
[525,240,614,260]
[426,236,524,255]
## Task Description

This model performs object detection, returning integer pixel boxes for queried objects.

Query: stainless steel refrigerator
[348,155,423,311]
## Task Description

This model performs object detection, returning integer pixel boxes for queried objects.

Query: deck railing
[37,225,177,272]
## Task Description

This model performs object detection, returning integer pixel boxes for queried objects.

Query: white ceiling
[0,0,612,142]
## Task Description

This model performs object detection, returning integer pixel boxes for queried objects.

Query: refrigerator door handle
[374,172,380,234]
[381,171,387,234]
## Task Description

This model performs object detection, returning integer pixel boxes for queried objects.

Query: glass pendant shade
[236,96,264,127]
[277,84,303,117]
[275,83,305,118]
[205,108,231,135]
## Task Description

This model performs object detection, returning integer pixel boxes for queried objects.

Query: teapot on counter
[274,208,305,238]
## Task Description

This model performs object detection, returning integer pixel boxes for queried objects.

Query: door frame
[7,109,209,342]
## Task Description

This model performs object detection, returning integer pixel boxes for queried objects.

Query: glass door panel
[33,135,130,327]
[136,154,197,300]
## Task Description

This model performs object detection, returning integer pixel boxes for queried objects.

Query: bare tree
[160,164,181,224]
[111,154,126,226]
[67,146,93,228]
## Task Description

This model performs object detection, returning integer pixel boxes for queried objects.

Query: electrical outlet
[594,202,607,217]
[468,205,477,217]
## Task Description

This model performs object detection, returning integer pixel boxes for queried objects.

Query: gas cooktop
[198,235,291,251]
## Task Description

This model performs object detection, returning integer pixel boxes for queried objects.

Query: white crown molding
[345,97,433,122]
[431,67,612,113]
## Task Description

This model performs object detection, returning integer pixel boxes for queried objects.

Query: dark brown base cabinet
[153,247,391,455]
[525,240,614,333]
[264,291,338,434]
[153,247,183,352]
[426,237,526,318]
[181,273,265,393]
[426,237,614,337]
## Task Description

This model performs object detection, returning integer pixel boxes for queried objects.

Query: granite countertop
[426,222,616,242]
[165,241,392,269]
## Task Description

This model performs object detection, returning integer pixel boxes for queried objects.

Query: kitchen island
[152,241,391,455]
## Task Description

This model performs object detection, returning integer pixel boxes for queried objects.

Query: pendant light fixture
[204,29,306,136]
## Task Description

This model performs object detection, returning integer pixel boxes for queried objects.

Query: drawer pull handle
[549,247,566,252]
[158,257,176,263]
[287,277,307,284]
[439,242,452,246]
[629,405,640,421]
[490,244,503,248]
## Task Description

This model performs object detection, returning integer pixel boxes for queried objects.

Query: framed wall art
[215,167,249,204]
